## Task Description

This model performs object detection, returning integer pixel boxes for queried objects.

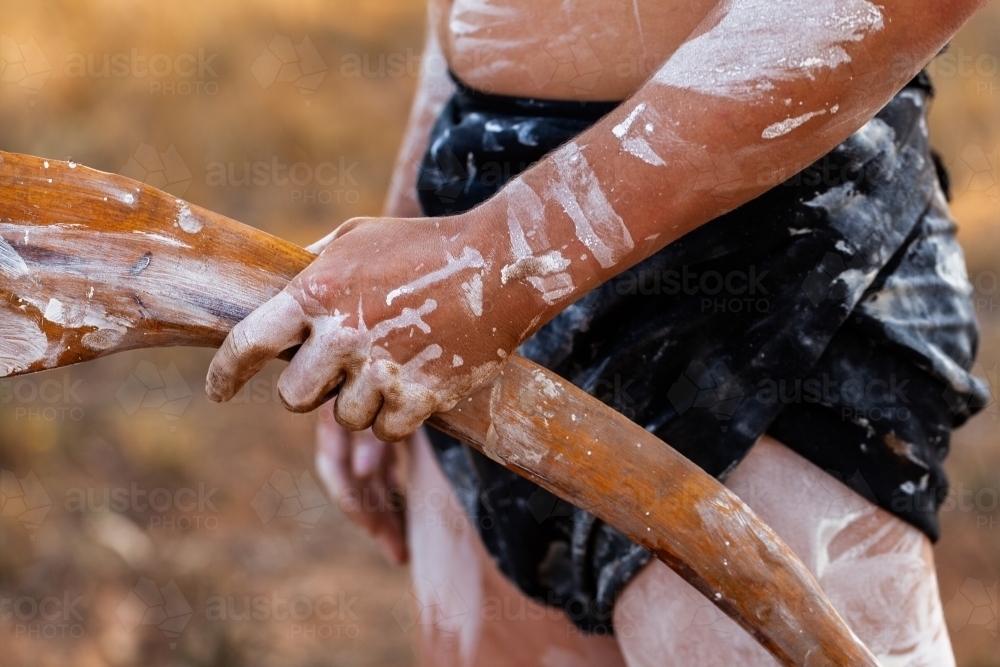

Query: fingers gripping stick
[0,150,882,667]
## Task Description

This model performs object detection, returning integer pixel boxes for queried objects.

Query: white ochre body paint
[386,246,485,306]
[612,102,668,166]
[547,142,634,269]
[762,108,828,138]
[654,0,884,99]
[616,438,955,666]
[501,180,575,304]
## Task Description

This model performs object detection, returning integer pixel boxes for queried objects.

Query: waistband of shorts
[447,69,934,121]
[448,70,621,121]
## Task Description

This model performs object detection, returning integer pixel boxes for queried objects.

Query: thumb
[305,217,370,254]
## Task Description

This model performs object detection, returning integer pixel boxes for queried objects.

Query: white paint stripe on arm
[547,142,634,268]
[652,0,884,100]
[761,109,827,139]
[501,180,576,304]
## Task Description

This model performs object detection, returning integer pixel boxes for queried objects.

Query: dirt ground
[0,1,998,665]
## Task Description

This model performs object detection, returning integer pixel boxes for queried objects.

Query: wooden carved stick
[0,151,882,667]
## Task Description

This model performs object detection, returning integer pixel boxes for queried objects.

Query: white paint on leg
[617,437,955,666]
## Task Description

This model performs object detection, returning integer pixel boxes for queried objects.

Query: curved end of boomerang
[0,150,312,378]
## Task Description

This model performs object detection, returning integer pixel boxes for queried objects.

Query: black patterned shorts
[416,72,990,634]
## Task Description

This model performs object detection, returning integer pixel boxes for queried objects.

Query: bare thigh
[614,434,956,667]
[406,429,627,667]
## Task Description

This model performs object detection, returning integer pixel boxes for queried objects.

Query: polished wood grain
[0,150,881,666]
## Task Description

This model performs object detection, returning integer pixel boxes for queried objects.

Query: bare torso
[434,0,719,100]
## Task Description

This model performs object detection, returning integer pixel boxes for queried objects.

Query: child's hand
[315,402,408,564]
[206,214,533,441]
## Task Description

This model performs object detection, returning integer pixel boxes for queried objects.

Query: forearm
[383,3,455,217]
[463,0,985,331]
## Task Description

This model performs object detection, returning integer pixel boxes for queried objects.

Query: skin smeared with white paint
[761,109,827,139]
[500,180,575,304]
[386,246,485,306]
[612,102,673,166]
[461,273,484,316]
[207,1,990,665]
[206,215,529,442]
[271,293,463,429]
[615,436,955,667]
[398,431,626,666]
[214,0,980,452]
[439,0,721,100]
[654,0,884,99]
[199,1,985,661]
[546,142,634,269]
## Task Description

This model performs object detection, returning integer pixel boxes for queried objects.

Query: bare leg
[614,434,955,667]
[406,429,627,667]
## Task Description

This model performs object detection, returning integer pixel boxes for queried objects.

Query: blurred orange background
[0,0,997,665]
